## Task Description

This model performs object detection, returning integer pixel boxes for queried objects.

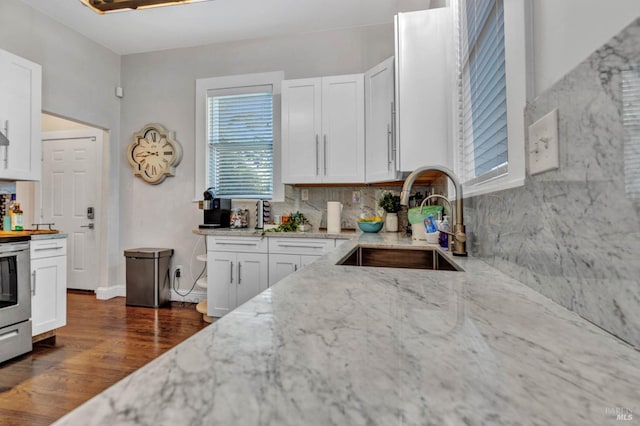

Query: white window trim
[452,0,533,198]
[194,71,285,202]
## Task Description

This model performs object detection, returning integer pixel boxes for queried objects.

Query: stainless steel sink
[337,246,463,271]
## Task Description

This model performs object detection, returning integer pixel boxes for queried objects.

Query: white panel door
[207,251,235,318]
[281,78,322,184]
[235,253,268,308]
[321,74,365,183]
[41,134,100,290]
[365,57,397,182]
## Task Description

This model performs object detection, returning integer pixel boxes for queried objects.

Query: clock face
[127,124,183,184]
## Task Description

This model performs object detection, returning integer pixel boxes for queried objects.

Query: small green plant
[265,211,310,233]
[378,192,401,213]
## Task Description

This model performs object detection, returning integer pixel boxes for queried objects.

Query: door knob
[80,223,94,229]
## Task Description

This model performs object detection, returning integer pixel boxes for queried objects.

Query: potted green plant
[378,192,401,232]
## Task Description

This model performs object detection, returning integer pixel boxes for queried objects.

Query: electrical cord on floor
[173,236,207,298]
[172,264,205,298]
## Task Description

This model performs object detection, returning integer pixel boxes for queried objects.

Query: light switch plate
[301,189,309,201]
[528,108,559,175]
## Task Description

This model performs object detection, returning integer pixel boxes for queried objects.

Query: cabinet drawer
[30,238,67,259]
[207,236,267,253]
[268,238,334,255]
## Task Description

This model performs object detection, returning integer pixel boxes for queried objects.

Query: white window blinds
[457,0,508,185]
[207,85,273,198]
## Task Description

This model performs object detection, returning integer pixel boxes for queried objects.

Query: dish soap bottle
[438,215,450,249]
[13,202,24,231]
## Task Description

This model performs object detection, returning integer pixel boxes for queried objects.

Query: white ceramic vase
[385,212,398,232]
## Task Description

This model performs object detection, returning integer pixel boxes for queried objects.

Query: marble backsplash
[233,180,446,233]
[465,18,640,348]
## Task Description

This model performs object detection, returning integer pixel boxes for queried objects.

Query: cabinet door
[207,251,236,317]
[281,78,322,184]
[268,253,299,287]
[321,74,365,183]
[0,50,41,181]
[299,255,319,269]
[365,57,397,182]
[31,256,67,336]
[395,9,452,172]
[235,253,268,308]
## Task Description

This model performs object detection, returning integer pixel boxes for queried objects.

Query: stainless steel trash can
[124,248,173,308]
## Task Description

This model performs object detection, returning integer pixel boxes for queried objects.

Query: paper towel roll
[327,201,342,234]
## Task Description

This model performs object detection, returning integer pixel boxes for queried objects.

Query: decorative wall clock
[127,123,183,184]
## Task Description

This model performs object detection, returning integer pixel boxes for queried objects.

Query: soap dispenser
[438,215,450,249]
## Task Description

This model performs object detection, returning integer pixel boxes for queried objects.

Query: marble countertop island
[55,233,640,425]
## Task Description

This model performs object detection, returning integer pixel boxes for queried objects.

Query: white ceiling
[19,0,433,55]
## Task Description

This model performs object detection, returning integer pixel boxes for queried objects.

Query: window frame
[194,71,284,202]
[452,0,532,197]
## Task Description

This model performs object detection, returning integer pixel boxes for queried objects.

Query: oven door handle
[0,245,29,256]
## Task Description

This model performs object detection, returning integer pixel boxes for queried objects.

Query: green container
[407,205,443,225]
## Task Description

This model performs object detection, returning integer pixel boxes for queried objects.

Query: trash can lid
[124,248,174,258]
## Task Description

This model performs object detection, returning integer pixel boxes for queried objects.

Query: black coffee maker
[199,188,231,229]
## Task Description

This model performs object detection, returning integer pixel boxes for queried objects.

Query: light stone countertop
[30,233,68,240]
[194,227,356,239]
[55,233,640,425]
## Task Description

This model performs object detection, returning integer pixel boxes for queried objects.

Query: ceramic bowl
[357,221,384,233]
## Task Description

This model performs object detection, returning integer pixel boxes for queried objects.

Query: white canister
[327,201,343,234]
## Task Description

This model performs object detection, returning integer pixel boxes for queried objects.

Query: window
[453,0,529,195]
[457,0,507,184]
[195,72,284,201]
[207,87,273,198]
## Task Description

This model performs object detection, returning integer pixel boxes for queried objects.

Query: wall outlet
[352,191,360,203]
[301,189,309,201]
[528,108,559,175]
[175,265,183,278]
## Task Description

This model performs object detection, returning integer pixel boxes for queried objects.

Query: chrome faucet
[400,165,467,256]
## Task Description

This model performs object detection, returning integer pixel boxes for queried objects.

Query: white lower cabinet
[207,235,350,317]
[31,238,67,336]
[207,236,268,318]
[268,237,336,286]
[268,253,319,285]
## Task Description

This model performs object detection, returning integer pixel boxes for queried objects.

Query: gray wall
[119,25,394,288]
[466,19,640,348]
[0,0,122,290]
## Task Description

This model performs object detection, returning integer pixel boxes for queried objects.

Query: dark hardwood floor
[0,291,210,425]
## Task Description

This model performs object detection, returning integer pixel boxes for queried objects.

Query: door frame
[35,128,106,291]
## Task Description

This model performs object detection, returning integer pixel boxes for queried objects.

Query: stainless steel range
[0,239,32,364]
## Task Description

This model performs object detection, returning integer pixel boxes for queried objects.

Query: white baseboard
[94,285,205,303]
[171,289,206,304]
[95,285,125,300]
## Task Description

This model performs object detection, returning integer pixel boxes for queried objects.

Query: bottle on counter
[438,215,450,249]
[2,195,12,231]
[7,194,16,231]
[12,202,23,231]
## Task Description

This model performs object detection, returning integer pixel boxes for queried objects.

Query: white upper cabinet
[282,74,365,184]
[365,57,398,182]
[395,8,452,172]
[0,49,42,181]
[281,78,322,184]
